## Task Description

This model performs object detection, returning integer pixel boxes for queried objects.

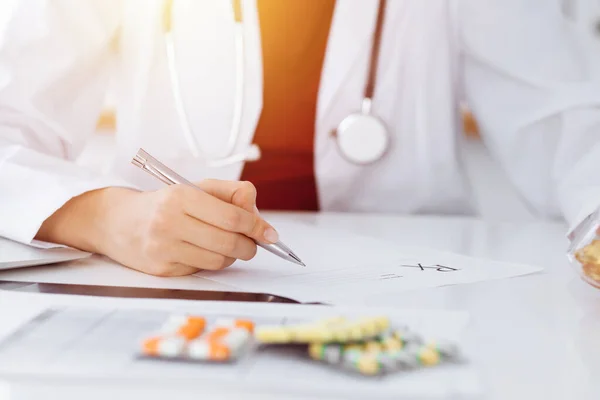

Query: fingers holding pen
[182,183,279,244]
[173,241,237,271]
[177,215,258,261]
[96,178,280,278]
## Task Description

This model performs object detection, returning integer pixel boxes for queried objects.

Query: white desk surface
[1,212,599,400]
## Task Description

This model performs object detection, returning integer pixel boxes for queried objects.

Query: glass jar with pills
[568,209,600,288]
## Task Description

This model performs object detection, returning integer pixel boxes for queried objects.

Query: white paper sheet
[0,237,90,270]
[0,291,480,399]
[196,220,543,304]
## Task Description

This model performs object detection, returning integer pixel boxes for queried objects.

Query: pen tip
[288,252,305,267]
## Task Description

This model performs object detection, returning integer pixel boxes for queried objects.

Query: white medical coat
[1,0,600,246]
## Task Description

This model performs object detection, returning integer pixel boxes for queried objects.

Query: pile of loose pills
[575,239,600,285]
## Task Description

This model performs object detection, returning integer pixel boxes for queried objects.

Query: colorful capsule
[176,318,206,340]
[142,336,162,357]
[364,341,383,354]
[345,353,382,376]
[409,345,441,366]
[187,339,231,361]
[331,326,351,343]
[309,343,326,361]
[221,328,251,352]
[141,336,186,358]
[390,350,419,369]
[206,326,231,342]
[355,318,379,338]
[343,343,364,353]
[159,315,188,334]
[372,316,390,331]
[323,344,343,364]
[380,336,403,352]
[159,315,206,340]
[347,326,365,341]
[293,325,325,342]
[426,340,460,359]
[375,353,398,373]
[158,337,187,358]
[255,326,293,344]
[392,329,423,346]
[214,318,255,333]
[313,327,335,343]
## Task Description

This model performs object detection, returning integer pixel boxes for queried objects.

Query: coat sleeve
[458,0,600,231]
[0,0,133,246]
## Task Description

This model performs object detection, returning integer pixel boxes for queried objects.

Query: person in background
[1,0,599,277]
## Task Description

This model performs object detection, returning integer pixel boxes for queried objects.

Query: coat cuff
[560,186,600,239]
[0,161,137,247]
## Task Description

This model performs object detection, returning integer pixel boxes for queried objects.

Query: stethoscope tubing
[163,0,390,167]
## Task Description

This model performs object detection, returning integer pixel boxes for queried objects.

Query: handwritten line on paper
[399,264,461,273]
[200,267,406,288]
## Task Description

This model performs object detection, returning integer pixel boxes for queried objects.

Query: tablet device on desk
[0,281,305,304]
[0,237,90,270]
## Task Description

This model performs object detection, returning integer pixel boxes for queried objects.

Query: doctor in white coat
[1,0,600,277]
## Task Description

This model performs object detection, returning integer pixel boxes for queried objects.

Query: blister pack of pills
[140,315,254,362]
[308,333,461,376]
[255,316,462,376]
[138,314,463,377]
[255,316,390,344]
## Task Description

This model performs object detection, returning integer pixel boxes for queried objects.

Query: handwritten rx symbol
[400,263,460,272]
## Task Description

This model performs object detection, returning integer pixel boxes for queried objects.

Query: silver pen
[131,148,305,267]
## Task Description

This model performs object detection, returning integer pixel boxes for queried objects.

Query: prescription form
[196,219,543,304]
[0,291,480,399]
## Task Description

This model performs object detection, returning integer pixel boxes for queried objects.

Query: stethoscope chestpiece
[333,99,390,165]
[331,0,390,166]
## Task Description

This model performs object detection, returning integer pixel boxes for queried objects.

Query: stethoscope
[164,0,390,167]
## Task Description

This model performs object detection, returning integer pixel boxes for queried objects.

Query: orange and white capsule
[141,336,186,358]
[187,339,232,361]
[159,315,188,334]
[221,328,251,352]
[176,316,206,340]
[160,315,206,337]
[206,326,231,342]
[142,336,162,357]
[214,318,255,333]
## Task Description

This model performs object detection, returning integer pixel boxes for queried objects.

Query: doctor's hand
[36,180,277,277]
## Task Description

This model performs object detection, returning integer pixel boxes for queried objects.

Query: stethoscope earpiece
[245,144,261,162]
[165,0,248,166]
